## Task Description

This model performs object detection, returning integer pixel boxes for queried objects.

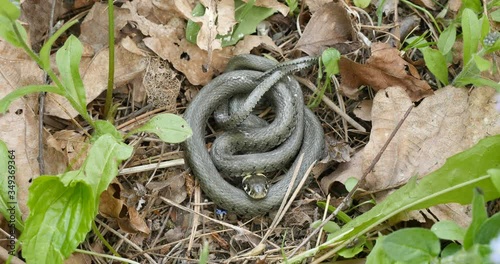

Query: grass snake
[182,55,325,216]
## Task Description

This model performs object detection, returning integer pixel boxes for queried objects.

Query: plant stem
[104,0,115,120]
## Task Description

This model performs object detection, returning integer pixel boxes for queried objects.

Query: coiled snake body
[183,55,325,216]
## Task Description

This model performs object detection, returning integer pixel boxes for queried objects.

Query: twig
[288,104,414,258]
[118,159,185,175]
[297,77,366,132]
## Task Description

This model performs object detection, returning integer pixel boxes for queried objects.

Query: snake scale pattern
[182,55,325,216]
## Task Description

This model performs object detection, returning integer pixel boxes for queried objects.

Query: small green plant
[367,189,500,263]
[186,0,277,47]
[288,134,500,263]
[0,1,192,263]
[405,4,500,90]
[308,48,341,107]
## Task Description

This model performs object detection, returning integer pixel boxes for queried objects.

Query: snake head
[242,173,269,200]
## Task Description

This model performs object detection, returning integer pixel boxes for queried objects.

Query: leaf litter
[0,0,499,262]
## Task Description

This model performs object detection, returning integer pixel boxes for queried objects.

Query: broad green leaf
[353,0,370,8]
[0,17,27,48]
[92,120,123,141]
[0,85,63,113]
[454,76,500,90]
[474,212,500,244]
[491,169,500,193]
[221,0,275,47]
[422,47,449,85]
[317,202,352,223]
[79,134,133,198]
[441,243,462,258]
[345,177,358,192]
[460,0,482,14]
[492,9,500,22]
[310,220,340,233]
[440,245,485,264]
[479,16,490,40]
[20,135,132,264]
[20,174,95,264]
[366,236,396,264]
[464,189,487,249]
[321,48,341,76]
[0,141,23,231]
[462,8,480,65]
[56,35,88,118]
[473,54,491,72]
[130,113,192,143]
[381,228,440,263]
[437,24,456,55]
[0,0,21,20]
[431,220,466,241]
[288,135,500,263]
[39,19,79,70]
[185,3,205,45]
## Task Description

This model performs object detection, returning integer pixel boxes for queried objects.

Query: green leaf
[79,134,133,198]
[317,202,352,223]
[221,0,275,47]
[491,169,500,193]
[0,85,63,113]
[474,212,500,244]
[367,236,396,264]
[479,16,490,40]
[381,228,440,263]
[472,54,492,72]
[0,0,21,20]
[464,188,488,249]
[56,35,88,118]
[462,8,480,65]
[321,48,341,76]
[20,135,132,264]
[422,47,449,85]
[20,175,95,264]
[431,220,466,241]
[441,243,462,258]
[353,0,370,8]
[455,76,500,90]
[0,141,24,231]
[93,120,123,142]
[492,9,500,22]
[39,19,79,70]
[460,0,482,14]
[185,3,205,45]
[129,113,192,143]
[0,17,28,48]
[338,236,366,258]
[437,24,456,55]
[288,135,500,263]
[310,220,340,233]
[345,177,358,192]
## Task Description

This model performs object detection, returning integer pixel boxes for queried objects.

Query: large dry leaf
[295,1,355,56]
[20,1,70,49]
[125,1,281,85]
[321,86,500,227]
[79,3,132,52]
[339,42,434,101]
[0,42,44,219]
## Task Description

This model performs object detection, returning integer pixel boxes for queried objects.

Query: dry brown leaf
[321,86,500,227]
[295,2,355,56]
[304,0,333,13]
[45,40,147,118]
[46,130,89,171]
[233,35,282,55]
[339,43,434,101]
[411,0,436,10]
[353,100,373,121]
[99,182,151,234]
[20,1,70,49]
[0,42,44,219]
[79,3,132,52]
[146,172,187,204]
[251,0,290,16]
[174,0,223,51]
